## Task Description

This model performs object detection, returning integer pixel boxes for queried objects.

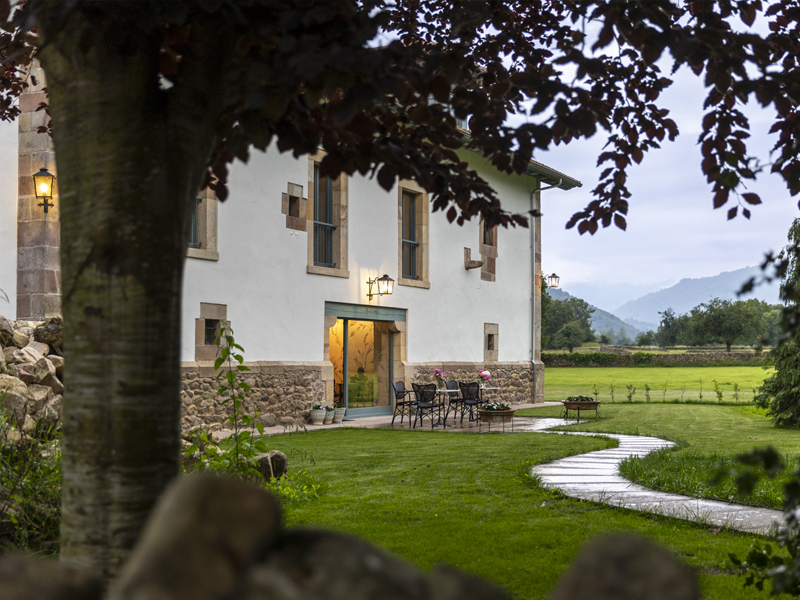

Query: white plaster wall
[0,119,17,318]
[181,146,549,364]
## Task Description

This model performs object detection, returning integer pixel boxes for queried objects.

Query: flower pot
[478,409,515,424]
[333,408,346,423]
[323,411,334,424]
[310,408,326,425]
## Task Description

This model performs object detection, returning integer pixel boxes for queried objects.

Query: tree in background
[540,280,553,349]
[615,328,632,346]
[598,333,611,345]
[655,308,690,347]
[755,219,800,427]
[635,330,656,346]
[689,298,762,352]
[543,298,595,349]
[552,321,585,353]
[2,0,800,577]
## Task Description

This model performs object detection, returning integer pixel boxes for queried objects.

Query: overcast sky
[532,65,799,312]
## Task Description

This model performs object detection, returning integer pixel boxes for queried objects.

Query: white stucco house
[0,73,580,425]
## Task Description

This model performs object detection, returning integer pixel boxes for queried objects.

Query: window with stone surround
[195,302,227,361]
[187,187,219,261]
[484,323,498,362]
[397,179,430,289]
[307,149,348,277]
[479,218,497,282]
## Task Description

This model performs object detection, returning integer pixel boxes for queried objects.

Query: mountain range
[548,288,641,338]
[547,265,782,335]
[611,266,781,329]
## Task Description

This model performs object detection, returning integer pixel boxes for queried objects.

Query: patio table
[433,389,458,428]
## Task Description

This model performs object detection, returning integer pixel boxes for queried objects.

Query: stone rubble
[0,315,64,433]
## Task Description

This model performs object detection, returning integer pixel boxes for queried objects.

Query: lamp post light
[367,274,394,300]
[545,272,560,288]
[32,167,56,214]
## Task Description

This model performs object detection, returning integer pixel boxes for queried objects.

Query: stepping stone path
[525,417,784,534]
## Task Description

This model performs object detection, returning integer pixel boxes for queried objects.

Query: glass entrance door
[329,318,393,417]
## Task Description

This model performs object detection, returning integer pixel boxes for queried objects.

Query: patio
[258,402,568,437]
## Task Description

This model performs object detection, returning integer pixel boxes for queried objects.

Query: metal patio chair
[459,381,482,423]
[391,381,415,426]
[412,383,444,429]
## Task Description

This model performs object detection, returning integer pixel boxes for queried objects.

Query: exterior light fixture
[32,167,55,214]
[545,273,560,288]
[367,274,394,300]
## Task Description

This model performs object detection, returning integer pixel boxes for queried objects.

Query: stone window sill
[307,265,350,278]
[187,248,219,261]
[398,277,430,289]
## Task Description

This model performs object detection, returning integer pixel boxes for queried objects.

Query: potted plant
[310,404,326,425]
[333,401,346,423]
[477,369,491,389]
[323,405,335,424]
[561,395,601,419]
[478,400,514,424]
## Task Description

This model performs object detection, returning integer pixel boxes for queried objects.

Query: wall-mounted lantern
[32,167,55,214]
[367,274,394,300]
[544,273,560,288]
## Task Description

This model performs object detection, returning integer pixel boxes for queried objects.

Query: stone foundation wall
[180,359,537,430]
[406,361,535,406]
[180,362,329,432]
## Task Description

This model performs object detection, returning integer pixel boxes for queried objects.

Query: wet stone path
[523,417,784,534]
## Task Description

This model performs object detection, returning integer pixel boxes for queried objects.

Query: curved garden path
[523,417,784,534]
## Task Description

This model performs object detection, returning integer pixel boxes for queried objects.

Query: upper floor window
[314,164,335,267]
[188,196,201,249]
[307,150,349,278]
[397,180,430,289]
[187,188,219,261]
[401,190,418,279]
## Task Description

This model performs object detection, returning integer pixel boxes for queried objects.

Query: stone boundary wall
[180,360,536,430]
[543,351,764,368]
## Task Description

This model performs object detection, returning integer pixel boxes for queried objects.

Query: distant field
[542,365,774,403]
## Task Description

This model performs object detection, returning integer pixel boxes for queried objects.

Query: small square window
[204,319,219,346]
[288,195,300,218]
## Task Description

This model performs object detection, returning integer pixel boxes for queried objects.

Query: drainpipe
[531,178,562,403]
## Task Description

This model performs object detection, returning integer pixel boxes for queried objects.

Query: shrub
[0,395,61,554]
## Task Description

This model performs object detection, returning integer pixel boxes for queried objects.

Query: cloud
[533,66,799,308]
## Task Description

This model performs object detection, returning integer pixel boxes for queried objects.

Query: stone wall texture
[180,362,328,432]
[407,361,535,407]
[179,360,536,430]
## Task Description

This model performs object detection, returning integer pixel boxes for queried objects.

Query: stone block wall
[180,362,328,432]
[407,361,535,406]
[179,359,536,430]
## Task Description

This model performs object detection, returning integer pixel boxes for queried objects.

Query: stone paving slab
[531,426,785,535]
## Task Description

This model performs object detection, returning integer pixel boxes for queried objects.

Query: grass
[277,427,788,599]
[517,402,800,511]
[543,365,773,403]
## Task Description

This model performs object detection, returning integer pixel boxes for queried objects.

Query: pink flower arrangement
[478,369,491,382]
[431,367,449,385]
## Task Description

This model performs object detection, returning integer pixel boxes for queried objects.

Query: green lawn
[517,402,800,510]
[542,365,773,403]
[277,427,788,599]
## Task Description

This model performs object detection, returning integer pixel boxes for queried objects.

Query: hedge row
[541,351,769,368]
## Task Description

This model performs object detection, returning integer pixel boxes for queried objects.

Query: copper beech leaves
[8,0,800,234]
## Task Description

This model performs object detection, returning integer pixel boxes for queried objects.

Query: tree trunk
[726,341,732,353]
[37,20,212,580]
